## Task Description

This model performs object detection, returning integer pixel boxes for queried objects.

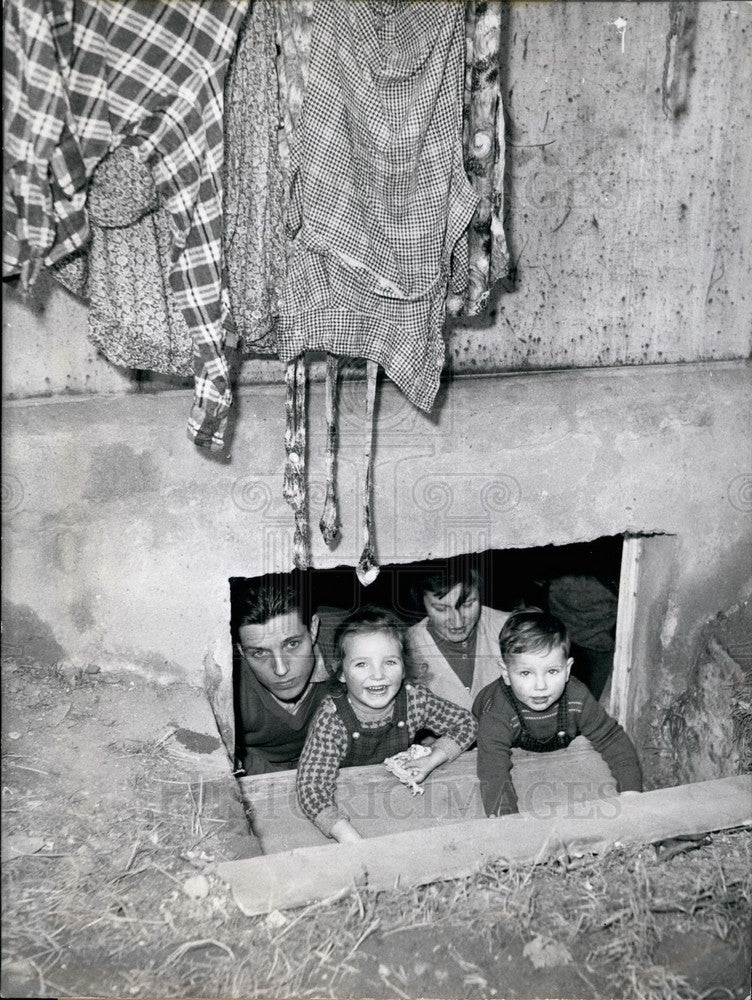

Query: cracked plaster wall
[2,363,751,785]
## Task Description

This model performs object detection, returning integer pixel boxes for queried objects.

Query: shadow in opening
[230,535,623,768]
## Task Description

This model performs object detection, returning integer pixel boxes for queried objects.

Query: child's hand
[330,818,363,843]
[384,744,450,795]
[406,746,448,784]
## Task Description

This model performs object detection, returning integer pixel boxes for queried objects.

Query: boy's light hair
[333,605,406,666]
[499,609,571,660]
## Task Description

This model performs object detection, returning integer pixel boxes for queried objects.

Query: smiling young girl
[296,605,477,842]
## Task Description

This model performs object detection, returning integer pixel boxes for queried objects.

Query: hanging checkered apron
[278,0,479,580]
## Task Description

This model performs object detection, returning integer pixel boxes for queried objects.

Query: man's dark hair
[412,554,482,609]
[332,604,406,666]
[230,572,312,641]
[499,609,571,660]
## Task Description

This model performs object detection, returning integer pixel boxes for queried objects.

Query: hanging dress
[223,0,287,357]
[279,0,478,411]
[277,0,479,578]
[51,145,194,375]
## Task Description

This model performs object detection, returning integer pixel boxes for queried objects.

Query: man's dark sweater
[473,676,642,816]
[236,657,330,775]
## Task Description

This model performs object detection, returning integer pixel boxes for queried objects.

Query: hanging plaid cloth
[277,0,478,579]
[3,0,246,451]
[3,0,89,287]
[272,0,509,326]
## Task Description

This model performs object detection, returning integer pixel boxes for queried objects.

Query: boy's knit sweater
[473,676,642,816]
[297,681,477,837]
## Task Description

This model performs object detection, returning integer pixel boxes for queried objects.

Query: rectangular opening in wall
[230,535,625,760]
[228,534,648,856]
[221,535,752,918]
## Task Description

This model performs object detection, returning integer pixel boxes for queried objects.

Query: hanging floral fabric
[453,0,510,317]
[274,0,315,189]
[223,0,287,357]
[3,0,246,450]
[51,146,194,375]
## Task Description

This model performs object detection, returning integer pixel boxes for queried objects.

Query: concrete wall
[3,363,751,784]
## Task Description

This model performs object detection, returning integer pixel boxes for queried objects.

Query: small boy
[297,605,477,842]
[473,609,642,817]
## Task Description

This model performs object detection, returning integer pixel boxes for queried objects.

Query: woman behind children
[297,605,477,842]
[405,555,511,710]
[474,609,642,817]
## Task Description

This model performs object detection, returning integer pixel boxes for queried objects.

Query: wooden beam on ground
[217,775,752,916]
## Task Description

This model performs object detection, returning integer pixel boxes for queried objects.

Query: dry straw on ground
[2,659,750,999]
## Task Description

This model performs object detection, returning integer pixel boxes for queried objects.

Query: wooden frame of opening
[609,535,642,726]
[608,532,677,734]
[217,775,751,916]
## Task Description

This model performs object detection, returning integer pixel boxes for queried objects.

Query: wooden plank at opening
[217,775,752,916]
[609,535,642,726]
[239,740,616,853]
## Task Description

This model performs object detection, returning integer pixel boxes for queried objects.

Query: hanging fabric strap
[319,353,341,546]
[283,355,310,569]
[356,360,379,586]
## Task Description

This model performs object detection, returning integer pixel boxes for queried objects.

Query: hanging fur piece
[283,356,311,569]
[319,354,341,546]
[356,361,380,587]
[661,1,697,119]
[453,0,509,317]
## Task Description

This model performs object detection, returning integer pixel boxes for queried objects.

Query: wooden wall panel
[445,1,752,372]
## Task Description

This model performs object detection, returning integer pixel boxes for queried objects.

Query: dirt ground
[1,658,750,1000]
